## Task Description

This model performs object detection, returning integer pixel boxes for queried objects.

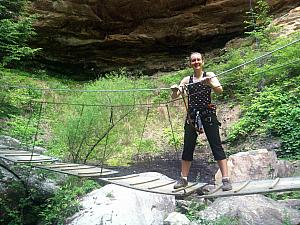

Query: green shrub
[228,80,300,159]
[39,178,99,225]
[0,0,40,66]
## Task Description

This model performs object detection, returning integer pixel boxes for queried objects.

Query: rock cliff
[29,0,300,79]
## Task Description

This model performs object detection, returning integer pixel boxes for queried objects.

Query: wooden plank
[107,174,140,181]
[77,169,116,174]
[269,177,280,189]
[58,166,96,171]
[42,164,80,168]
[207,185,222,195]
[204,177,300,198]
[16,159,56,163]
[77,173,103,177]
[3,153,39,156]
[101,174,207,196]
[148,181,176,190]
[234,180,250,193]
[34,162,119,177]
[76,171,119,177]
[172,183,198,193]
[5,155,53,159]
[40,164,114,173]
[130,178,160,186]
[0,150,29,154]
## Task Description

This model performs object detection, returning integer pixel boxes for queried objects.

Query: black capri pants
[182,113,226,161]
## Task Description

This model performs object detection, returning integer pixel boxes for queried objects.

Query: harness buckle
[204,116,212,123]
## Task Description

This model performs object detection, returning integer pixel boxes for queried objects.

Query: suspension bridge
[1,148,300,198]
[1,37,300,198]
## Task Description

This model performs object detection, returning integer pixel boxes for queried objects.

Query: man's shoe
[173,177,188,189]
[222,177,232,191]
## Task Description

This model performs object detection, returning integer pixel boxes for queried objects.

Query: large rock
[0,135,21,148]
[196,195,300,225]
[215,149,295,184]
[272,6,300,36]
[29,0,300,79]
[66,173,176,225]
[164,212,190,225]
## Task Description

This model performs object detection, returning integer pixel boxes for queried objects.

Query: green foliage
[0,181,30,225]
[195,217,240,225]
[244,0,273,44]
[163,127,182,147]
[6,114,44,145]
[159,68,192,86]
[227,78,300,159]
[184,200,239,224]
[265,191,300,201]
[0,68,76,150]
[0,0,41,65]
[39,178,99,225]
[0,0,25,19]
[48,69,159,164]
[0,175,99,225]
[185,200,207,221]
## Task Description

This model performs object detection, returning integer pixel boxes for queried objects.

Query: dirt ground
[108,150,219,184]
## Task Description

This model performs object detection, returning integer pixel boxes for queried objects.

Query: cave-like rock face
[30,0,299,79]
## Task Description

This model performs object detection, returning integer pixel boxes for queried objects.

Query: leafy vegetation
[38,177,99,225]
[0,0,40,66]
[0,176,99,225]
[244,0,273,45]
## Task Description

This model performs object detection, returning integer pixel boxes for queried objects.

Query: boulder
[0,135,21,148]
[196,195,300,225]
[215,149,278,184]
[164,212,190,225]
[66,173,176,225]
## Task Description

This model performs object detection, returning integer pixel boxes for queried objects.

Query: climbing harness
[180,76,220,135]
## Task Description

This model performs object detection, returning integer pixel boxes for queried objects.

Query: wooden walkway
[1,149,300,198]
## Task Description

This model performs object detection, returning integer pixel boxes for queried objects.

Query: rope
[0,84,170,93]
[165,104,180,160]
[83,107,135,163]
[31,102,44,159]
[24,100,34,151]
[137,107,150,157]
[72,105,85,162]
[31,99,183,108]
[99,106,114,172]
